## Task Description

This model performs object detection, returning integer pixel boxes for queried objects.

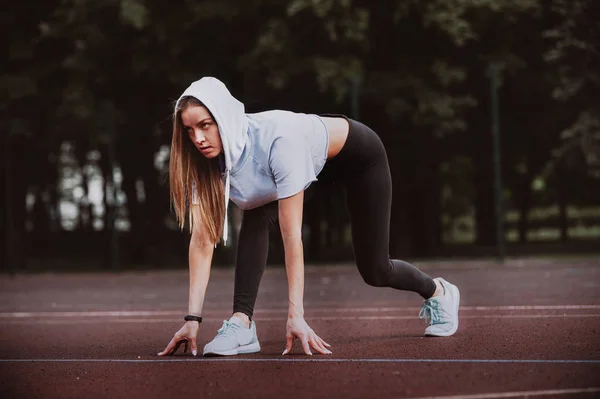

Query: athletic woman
[158,77,460,357]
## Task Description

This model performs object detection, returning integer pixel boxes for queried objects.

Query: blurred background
[1,0,599,273]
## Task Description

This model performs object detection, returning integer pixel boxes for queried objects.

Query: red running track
[1,258,599,398]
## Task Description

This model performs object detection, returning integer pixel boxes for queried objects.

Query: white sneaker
[203,316,261,356]
[418,277,460,337]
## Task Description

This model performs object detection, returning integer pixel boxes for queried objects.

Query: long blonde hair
[169,96,225,244]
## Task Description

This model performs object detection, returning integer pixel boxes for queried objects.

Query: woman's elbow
[190,230,215,252]
[280,230,303,245]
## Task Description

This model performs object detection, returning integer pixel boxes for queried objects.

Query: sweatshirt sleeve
[268,135,318,199]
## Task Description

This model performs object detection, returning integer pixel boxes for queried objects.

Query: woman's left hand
[282,315,332,356]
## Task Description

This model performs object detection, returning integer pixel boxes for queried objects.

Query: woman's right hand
[157,321,200,356]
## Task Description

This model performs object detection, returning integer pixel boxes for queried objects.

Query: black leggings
[233,117,436,317]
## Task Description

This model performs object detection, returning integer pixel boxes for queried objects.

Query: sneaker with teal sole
[203,316,261,356]
[418,277,460,337]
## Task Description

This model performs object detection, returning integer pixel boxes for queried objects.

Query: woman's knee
[357,259,392,287]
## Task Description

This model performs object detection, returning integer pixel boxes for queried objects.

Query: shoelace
[418,299,443,325]
[216,320,241,338]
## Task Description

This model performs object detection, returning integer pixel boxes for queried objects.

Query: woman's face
[181,105,223,159]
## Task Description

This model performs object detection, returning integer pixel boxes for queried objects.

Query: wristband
[184,315,203,323]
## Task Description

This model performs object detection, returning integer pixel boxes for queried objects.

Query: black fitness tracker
[184,315,203,323]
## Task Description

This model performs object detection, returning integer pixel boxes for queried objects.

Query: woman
[158,77,460,357]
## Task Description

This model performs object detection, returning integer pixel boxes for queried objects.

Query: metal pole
[490,64,505,263]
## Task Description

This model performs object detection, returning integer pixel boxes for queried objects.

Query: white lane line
[0,358,599,364]
[411,387,600,399]
[0,302,600,317]
[1,305,599,318]
[1,310,182,318]
[461,305,600,310]
[1,314,599,325]
[2,314,599,325]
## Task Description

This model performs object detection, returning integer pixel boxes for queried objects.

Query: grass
[445,205,600,244]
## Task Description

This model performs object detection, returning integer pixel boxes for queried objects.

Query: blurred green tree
[3,0,598,271]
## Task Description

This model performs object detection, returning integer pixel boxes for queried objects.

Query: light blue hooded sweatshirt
[176,77,329,244]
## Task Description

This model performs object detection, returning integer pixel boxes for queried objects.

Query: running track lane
[1,260,599,398]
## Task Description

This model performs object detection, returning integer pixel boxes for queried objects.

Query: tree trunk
[99,143,120,270]
[557,167,569,242]
[99,151,112,231]
[407,131,442,257]
[470,111,497,246]
[329,188,347,250]
[47,150,62,232]
[139,144,170,262]
[116,122,162,263]
[1,130,11,273]
[75,143,93,232]
[116,136,146,261]
[303,186,322,262]
[9,135,30,272]
[515,173,533,243]
[387,129,412,258]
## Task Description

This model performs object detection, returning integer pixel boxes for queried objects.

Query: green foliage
[119,0,149,30]
[542,0,600,177]
[4,0,599,259]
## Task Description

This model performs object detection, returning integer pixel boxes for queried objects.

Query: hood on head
[176,77,247,246]
[175,77,248,173]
